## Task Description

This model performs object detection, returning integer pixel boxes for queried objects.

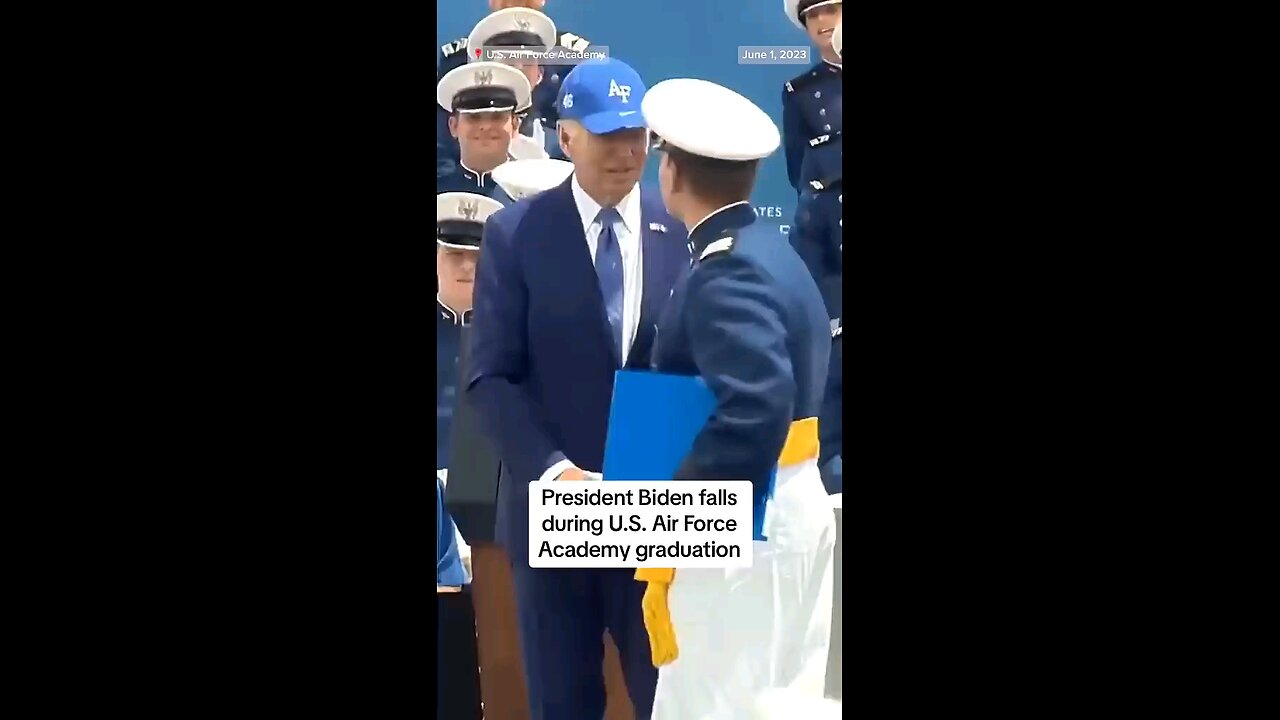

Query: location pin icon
[474,47,482,59]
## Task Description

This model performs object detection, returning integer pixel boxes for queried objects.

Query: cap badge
[459,199,479,221]
[474,68,494,85]
[515,18,531,30]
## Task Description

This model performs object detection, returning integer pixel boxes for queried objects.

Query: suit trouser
[511,562,659,720]
[651,461,836,720]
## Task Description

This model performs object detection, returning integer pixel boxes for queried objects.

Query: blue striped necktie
[594,207,624,361]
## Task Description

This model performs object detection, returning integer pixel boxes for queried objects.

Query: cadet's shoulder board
[699,237,734,261]
[441,36,468,57]
[787,68,819,94]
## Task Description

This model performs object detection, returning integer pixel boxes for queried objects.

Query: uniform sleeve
[437,477,468,586]
[781,87,806,194]
[465,211,572,483]
[674,255,796,484]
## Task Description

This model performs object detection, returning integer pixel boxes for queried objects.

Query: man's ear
[448,115,459,139]
[557,123,572,160]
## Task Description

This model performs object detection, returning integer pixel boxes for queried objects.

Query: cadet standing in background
[437,191,504,470]
[438,0,595,171]
[638,77,836,718]
[781,0,843,194]
[436,62,532,196]
[436,190,503,720]
[792,22,843,493]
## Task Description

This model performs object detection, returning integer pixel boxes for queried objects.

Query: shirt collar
[459,159,499,187]
[436,294,472,325]
[571,173,641,237]
[687,201,757,258]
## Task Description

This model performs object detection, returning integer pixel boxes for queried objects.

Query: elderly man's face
[489,0,545,10]
[560,125,648,205]
[804,4,843,52]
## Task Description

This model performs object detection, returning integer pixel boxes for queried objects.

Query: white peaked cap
[437,191,503,224]
[467,7,557,62]
[508,134,551,161]
[784,0,843,31]
[437,61,532,114]
[642,78,780,161]
[492,159,575,200]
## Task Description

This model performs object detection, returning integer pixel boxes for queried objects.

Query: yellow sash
[635,417,819,667]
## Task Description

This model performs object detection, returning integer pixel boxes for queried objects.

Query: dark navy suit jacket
[465,177,689,563]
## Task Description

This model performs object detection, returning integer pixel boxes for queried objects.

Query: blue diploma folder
[602,370,771,540]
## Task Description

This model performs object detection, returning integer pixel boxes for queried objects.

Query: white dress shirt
[539,175,645,483]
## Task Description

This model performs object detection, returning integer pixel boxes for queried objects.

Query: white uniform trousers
[651,459,836,719]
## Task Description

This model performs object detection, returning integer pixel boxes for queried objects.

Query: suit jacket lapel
[630,194,670,367]
[549,177,622,366]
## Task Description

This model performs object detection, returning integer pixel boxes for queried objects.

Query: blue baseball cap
[555,58,648,135]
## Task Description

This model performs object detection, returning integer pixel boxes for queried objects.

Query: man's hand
[558,467,587,481]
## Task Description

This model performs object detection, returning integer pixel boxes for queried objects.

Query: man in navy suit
[466,58,689,720]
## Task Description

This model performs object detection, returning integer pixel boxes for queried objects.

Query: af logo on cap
[608,79,631,103]
[474,68,494,85]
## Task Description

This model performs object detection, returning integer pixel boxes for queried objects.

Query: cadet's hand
[558,467,588,481]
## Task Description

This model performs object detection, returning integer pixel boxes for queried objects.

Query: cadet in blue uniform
[794,22,843,494]
[437,1,591,170]
[436,61,532,196]
[638,77,837,718]
[437,191,504,470]
[782,0,843,194]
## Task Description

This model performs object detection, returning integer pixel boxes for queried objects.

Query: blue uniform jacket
[651,202,831,501]
[465,177,688,561]
[437,298,472,470]
[436,161,508,196]
[437,475,468,586]
[781,60,843,194]
[437,29,589,174]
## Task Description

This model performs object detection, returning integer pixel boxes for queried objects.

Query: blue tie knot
[596,206,620,227]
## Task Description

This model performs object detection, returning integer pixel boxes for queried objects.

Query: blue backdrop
[438,0,814,236]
